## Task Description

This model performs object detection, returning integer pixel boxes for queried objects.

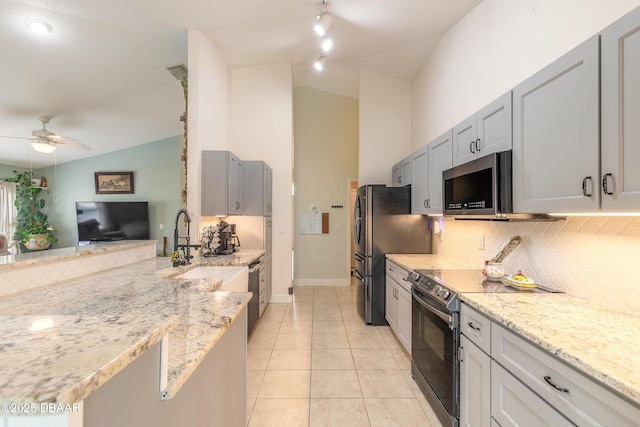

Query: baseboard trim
[269,294,293,304]
[292,279,350,287]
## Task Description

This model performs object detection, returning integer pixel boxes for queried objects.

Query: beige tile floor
[247,284,445,427]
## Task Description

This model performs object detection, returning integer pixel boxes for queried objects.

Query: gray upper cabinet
[201,150,244,216]
[428,130,453,215]
[411,130,453,215]
[601,7,640,211]
[512,36,600,214]
[391,154,412,187]
[453,92,512,167]
[243,161,273,216]
[411,145,429,214]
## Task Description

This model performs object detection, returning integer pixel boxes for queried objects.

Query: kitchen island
[387,253,640,413]
[0,242,264,426]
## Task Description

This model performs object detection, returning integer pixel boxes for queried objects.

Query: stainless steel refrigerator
[353,185,432,325]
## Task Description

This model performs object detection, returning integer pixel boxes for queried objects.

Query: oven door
[411,287,459,426]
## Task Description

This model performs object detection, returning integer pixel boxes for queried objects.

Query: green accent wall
[33,136,181,252]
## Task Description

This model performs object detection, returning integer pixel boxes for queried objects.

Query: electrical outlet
[159,223,164,230]
[478,234,485,250]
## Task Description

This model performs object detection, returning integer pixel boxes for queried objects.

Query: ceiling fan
[1,116,91,153]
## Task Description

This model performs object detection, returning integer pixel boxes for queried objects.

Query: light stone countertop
[386,253,478,272]
[461,293,640,407]
[387,254,640,407]
[0,249,264,404]
[0,240,155,270]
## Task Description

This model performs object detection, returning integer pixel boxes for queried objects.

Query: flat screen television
[76,201,150,242]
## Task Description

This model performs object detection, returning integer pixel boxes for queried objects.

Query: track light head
[314,12,332,36]
[314,56,327,71]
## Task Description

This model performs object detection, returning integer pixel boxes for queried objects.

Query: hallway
[246,284,444,427]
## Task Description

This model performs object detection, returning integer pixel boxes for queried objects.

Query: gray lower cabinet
[601,6,640,211]
[201,151,243,216]
[462,303,640,427]
[243,161,273,216]
[385,260,411,353]
[460,335,491,427]
[512,36,600,214]
[453,92,512,167]
[491,361,573,427]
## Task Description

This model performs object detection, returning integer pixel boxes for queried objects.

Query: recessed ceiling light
[24,18,52,34]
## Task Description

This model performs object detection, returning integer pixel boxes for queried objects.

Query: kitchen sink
[174,266,248,292]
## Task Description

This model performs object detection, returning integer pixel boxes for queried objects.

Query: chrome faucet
[173,209,200,266]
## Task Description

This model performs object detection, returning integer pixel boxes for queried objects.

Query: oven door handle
[413,290,455,329]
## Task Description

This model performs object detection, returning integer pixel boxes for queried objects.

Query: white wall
[187,30,231,228]
[412,0,640,148]
[229,63,294,302]
[358,71,412,185]
[292,87,358,285]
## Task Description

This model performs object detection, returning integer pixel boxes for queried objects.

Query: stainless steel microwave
[442,151,513,219]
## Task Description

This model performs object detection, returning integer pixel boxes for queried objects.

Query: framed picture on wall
[95,172,134,194]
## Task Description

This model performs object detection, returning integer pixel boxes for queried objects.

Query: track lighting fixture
[321,37,333,53]
[313,0,332,37]
[314,56,326,71]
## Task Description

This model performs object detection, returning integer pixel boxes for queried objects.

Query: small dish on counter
[501,274,537,290]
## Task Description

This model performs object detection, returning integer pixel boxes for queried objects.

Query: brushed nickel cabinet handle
[475,138,481,152]
[467,322,480,331]
[469,141,475,154]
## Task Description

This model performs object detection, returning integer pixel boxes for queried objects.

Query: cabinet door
[400,156,412,186]
[453,114,478,167]
[202,151,230,216]
[395,284,412,353]
[228,153,243,214]
[601,7,640,211]
[512,36,600,213]
[384,275,398,332]
[391,162,402,187]
[428,130,453,214]
[491,361,573,427]
[411,145,429,214]
[265,165,273,216]
[477,91,512,157]
[459,335,491,427]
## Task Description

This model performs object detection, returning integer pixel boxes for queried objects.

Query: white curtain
[0,181,17,253]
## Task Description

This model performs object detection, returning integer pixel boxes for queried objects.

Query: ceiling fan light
[31,140,56,153]
[314,56,326,71]
[321,37,333,53]
[24,19,52,34]
[314,12,332,36]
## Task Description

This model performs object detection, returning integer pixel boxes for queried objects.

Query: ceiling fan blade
[48,134,92,151]
[0,135,36,141]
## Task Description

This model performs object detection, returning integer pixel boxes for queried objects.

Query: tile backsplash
[436,216,640,315]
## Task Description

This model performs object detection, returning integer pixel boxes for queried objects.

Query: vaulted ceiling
[0,0,482,168]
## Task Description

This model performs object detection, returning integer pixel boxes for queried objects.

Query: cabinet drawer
[491,361,574,427]
[492,323,640,426]
[385,260,410,292]
[460,303,491,354]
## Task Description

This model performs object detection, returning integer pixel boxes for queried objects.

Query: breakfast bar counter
[0,243,264,426]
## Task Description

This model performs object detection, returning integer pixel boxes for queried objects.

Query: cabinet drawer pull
[582,176,593,197]
[544,375,569,393]
[467,322,481,331]
[475,138,481,152]
[602,173,614,195]
[469,141,475,154]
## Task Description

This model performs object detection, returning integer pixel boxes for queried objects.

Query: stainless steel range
[407,269,552,427]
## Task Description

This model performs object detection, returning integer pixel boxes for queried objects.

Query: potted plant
[11,170,57,251]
